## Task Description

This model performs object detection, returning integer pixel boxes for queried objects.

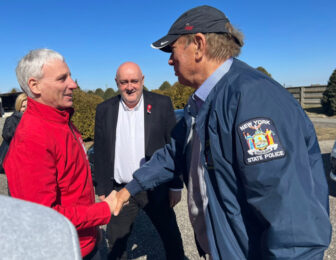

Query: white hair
[15,49,64,97]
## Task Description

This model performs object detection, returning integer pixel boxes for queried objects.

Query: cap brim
[151,34,180,53]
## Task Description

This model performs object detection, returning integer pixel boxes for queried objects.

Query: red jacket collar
[26,97,74,124]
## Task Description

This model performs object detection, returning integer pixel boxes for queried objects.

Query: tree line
[71,66,335,140]
[72,80,194,140]
[6,66,335,141]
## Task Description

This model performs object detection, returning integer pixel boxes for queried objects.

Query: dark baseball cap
[151,5,236,52]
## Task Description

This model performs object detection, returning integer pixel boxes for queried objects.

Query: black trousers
[106,183,184,260]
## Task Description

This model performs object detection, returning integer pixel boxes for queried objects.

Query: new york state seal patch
[237,117,286,165]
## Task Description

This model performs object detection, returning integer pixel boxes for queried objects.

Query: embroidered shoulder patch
[237,117,286,165]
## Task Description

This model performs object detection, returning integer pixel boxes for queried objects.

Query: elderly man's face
[37,59,77,110]
[116,63,144,109]
[168,36,196,88]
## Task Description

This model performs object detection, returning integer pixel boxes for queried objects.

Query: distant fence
[286,85,327,107]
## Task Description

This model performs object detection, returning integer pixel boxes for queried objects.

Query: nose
[68,77,78,89]
[168,53,174,66]
[124,83,133,90]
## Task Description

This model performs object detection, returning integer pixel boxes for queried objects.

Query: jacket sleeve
[2,114,19,143]
[126,119,187,195]
[4,133,111,231]
[226,86,331,258]
[164,97,184,190]
[93,104,109,196]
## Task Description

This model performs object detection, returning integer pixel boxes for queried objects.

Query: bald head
[115,62,144,109]
[116,62,143,80]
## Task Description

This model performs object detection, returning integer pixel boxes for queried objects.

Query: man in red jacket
[4,48,115,259]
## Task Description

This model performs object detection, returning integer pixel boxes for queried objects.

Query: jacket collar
[194,57,233,102]
[26,97,74,124]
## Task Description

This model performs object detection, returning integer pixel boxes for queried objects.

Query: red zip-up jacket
[4,98,111,257]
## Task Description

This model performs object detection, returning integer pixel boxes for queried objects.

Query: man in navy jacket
[113,5,331,259]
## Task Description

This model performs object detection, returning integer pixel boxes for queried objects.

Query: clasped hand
[101,188,131,216]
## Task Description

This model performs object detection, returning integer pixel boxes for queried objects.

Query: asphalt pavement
[310,117,336,128]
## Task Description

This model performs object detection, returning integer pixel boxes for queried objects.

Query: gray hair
[16,49,64,97]
[183,23,244,62]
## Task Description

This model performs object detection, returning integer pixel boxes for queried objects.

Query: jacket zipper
[68,122,88,164]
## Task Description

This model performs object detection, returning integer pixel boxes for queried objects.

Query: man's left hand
[169,190,182,208]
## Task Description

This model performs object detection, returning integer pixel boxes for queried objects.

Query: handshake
[100,188,131,216]
[99,188,182,215]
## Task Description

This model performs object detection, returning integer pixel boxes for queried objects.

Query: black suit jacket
[94,90,183,196]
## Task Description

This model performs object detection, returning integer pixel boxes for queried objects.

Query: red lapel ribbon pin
[147,104,152,114]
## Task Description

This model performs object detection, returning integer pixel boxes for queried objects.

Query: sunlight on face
[37,59,77,110]
[116,63,144,109]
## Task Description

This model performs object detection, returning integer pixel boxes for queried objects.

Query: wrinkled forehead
[40,59,70,78]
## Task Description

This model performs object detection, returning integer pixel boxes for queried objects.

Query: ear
[27,77,41,96]
[193,33,206,61]
[115,77,119,87]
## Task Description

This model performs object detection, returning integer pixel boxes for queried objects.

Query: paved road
[310,117,336,128]
[0,117,335,259]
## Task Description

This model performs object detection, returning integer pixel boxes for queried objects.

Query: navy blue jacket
[126,59,331,259]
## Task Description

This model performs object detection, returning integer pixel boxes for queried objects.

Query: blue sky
[0,0,335,93]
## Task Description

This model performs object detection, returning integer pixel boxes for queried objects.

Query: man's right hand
[103,191,117,213]
[113,188,131,216]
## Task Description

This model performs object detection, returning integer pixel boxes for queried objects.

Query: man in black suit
[94,62,184,260]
